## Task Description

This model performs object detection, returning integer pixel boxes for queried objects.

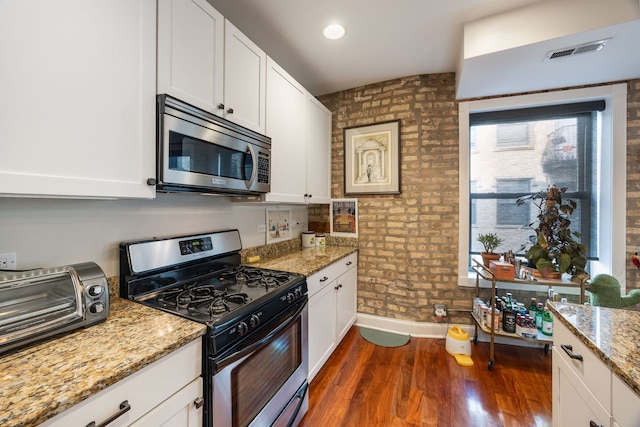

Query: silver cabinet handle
[194,396,204,409]
[560,344,583,362]
[86,400,130,427]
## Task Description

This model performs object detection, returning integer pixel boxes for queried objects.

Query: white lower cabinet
[41,339,203,427]
[553,319,640,427]
[612,372,640,427]
[308,253,357,381]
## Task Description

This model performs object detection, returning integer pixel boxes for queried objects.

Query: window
[458,84,627,290]
[496,123,529,147]
[495,179,531,226]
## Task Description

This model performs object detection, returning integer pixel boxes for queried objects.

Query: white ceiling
[207,0,640,98]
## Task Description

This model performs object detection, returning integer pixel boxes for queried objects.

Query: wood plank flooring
[300,326,552,427]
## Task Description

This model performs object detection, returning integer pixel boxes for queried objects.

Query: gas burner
[245,269,292,289]
[157,283,250,317]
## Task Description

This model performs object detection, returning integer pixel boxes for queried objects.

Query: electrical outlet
[258,224,266,233]
[0,252,16,270]
[434,303,447,320]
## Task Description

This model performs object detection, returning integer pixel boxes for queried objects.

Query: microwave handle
[246,144,258,189]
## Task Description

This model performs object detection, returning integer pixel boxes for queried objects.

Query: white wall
[0,194,308,277]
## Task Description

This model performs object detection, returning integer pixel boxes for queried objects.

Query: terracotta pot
[538,265,562,280]
[481,252,501,268]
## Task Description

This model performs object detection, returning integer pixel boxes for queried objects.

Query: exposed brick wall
[627,79,640,291]
[317,74,471,322]
[315,75,640,324]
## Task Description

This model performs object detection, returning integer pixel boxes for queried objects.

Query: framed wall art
[330,198,358,237]
[266,208,292,244]
[343,119,401,195]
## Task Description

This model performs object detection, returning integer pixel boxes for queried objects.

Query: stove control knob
[286,292,295,304]
[249,314,260,328]
[237,322,249,336]
[90,302,105,314]
[294,288,303,299]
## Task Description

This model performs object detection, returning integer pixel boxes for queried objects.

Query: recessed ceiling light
[323,24,346,40]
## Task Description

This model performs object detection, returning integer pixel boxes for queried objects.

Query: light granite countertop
[246,245,357,276]
[0,297,206,427]
[548,302,640,398]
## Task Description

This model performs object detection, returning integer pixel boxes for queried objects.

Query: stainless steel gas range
[119,229,308,427]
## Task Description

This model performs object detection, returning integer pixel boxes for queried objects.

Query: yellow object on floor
[445,325,474,367]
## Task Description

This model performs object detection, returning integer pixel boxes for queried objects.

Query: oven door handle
[216,299,307,371]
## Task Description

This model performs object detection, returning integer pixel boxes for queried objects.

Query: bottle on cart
[529,297,538,317]
[502,303,516,334]
[535,302,544,330]
[541,307,553,336]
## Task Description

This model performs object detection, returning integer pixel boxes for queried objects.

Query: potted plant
[516,184,588,281]
[477,232,504,267]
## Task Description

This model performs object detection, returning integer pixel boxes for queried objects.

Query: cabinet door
[264,57,307,203]
[308,283,337,382]
[552,345,611,427]
[612,374,640,427]
[157,0,224,114]
[306,94,332,204]
[223,20,266,133]
[130,378,203,427]
[336,267,357,343]
[0,0,156,199]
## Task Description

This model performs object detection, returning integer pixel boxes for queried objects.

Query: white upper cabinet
[223,20,267,134]
[306,95,332,204]
[265,58,332,204]
[157,3,266,134]
[157,0,224,114]
[0,0,156,199]
[265,58,307,203]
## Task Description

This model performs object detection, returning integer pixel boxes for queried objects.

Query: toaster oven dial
[88,284,104,297]
[90,302,105,314]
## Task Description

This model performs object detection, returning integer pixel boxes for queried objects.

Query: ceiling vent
[545,39,609,61]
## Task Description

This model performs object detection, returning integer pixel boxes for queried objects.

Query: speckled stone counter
[548,302,640,398]
[0,297,206,427]
[246,246,357,276]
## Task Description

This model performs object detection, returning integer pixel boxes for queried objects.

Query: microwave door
[161,119,253,193]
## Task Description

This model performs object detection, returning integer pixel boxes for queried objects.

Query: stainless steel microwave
[156,94,271,196]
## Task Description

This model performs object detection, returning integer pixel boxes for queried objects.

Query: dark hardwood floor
[300,326,552,427]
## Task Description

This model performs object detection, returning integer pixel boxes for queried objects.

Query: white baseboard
[355,313,546,348]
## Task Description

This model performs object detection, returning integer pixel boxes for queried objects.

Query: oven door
[210,297,308,427]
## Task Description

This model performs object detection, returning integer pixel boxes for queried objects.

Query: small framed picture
[266,209,292,244]
[330,198,358,237]
[343,119,401,195]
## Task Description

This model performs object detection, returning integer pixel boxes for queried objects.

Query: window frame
[458,84,627,290]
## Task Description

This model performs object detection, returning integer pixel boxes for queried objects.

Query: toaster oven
[0,262,109,355]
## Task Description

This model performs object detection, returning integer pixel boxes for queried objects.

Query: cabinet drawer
[554,320,611,412]
[553,344,611,427]
[307,253,357,297]
[41,339,202,427]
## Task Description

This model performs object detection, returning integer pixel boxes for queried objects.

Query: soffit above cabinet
[456,0,640,100]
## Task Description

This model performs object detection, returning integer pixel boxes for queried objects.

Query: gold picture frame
[343,119,401,195]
